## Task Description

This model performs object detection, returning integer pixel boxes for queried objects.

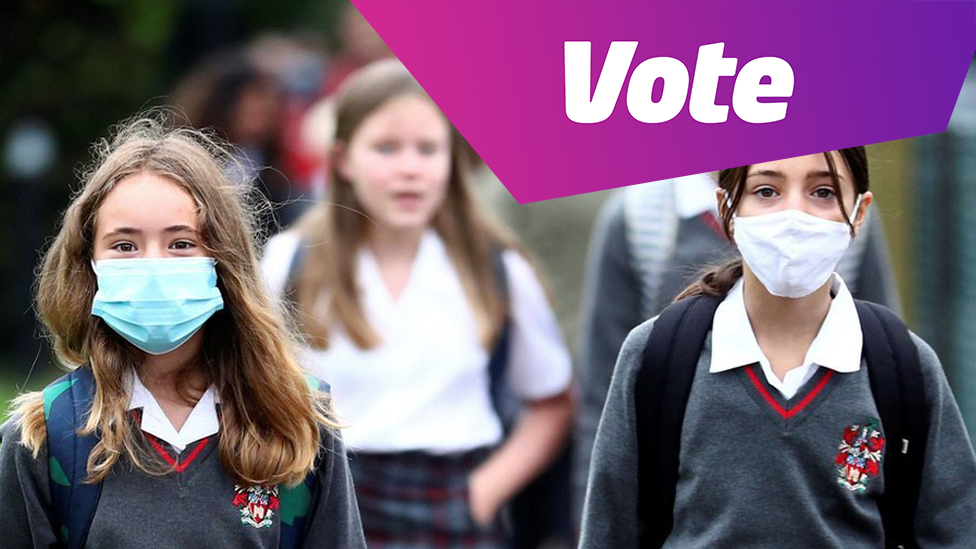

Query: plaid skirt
[349,448,507,549]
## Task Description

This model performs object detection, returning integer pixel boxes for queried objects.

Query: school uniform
[0,373,366,548]
[575,175,903,518]
[261,229,573,548]
[579,274,976,548]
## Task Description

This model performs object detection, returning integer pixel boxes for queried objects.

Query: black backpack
[635,294,929,549]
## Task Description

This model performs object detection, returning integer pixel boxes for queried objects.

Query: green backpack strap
[278,375,330,549]
[43,366,102,549]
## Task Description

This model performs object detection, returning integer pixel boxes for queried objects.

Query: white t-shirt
[261,229,572,453]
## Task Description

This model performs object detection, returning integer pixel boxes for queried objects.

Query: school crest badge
[835,419,885,492]
[232,484,280,528]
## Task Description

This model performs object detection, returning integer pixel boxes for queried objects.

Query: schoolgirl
[0,116,366,548]
[261,60,574,548]
[580,149,976,548]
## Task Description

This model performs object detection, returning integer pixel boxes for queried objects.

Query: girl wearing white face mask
[580,149,976,548]
[0,115,366,549]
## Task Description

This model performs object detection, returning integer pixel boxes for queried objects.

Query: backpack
[285,238,572,548]
[634,294,928,549]
[42,366,325,549]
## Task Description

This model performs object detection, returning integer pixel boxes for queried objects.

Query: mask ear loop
[847,194,863,236]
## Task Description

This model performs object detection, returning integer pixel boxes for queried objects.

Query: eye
[111,242,136,253]
[171,240,196,251]
[813,187,836,200]
[754,186,778,199]
[418,142,441,156]
[374,142,397,154]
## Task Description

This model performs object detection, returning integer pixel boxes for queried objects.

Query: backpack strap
[635,294,720,548]
[485,248,515,432]
[278,375,330,549]
[43,366,102,549]
[854,300,927,549]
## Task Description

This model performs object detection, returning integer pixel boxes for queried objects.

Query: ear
[715,186,734,242]
[851,191,873,236]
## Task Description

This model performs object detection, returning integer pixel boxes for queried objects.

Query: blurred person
[469,161,612,548]
[172,51,302,236]
[319,2,394,97]
[574,169,901,522]
[247,34,332,191]
[0,115,366,548]
[580,150,976,548]
[261,60,574,549]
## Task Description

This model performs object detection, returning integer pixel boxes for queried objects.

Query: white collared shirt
[127,373,220,453]
[261,229,572,453]
[710,274,863,399]
[673,173,720,220]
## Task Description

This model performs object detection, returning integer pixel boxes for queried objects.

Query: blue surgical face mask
[91,257,224,355]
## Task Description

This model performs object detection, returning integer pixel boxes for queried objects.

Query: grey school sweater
[0,420,366,548]
[579,318,976,548]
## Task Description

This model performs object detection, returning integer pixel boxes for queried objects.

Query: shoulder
[260,230,303,295]
[907,331,949,395]
[263,230,302,265]
[614,316,658,378]
[2,391,47,455]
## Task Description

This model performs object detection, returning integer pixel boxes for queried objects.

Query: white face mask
[732,197,860,298]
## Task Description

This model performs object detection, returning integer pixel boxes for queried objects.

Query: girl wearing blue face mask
[580,148,976,548]
[0,115,366,549]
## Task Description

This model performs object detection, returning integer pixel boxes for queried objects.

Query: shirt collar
[673,173,720,219]
[710,273,863,375]
[127,372,220,453]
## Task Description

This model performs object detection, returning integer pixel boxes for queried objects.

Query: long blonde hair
[12,113,335,487]
[293,60,517,350]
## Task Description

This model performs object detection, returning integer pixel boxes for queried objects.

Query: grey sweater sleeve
[305,427,367,548]
[578,319,654,549]
[0,419,59,549]
[910,333,976,547]
[574,192,645,519]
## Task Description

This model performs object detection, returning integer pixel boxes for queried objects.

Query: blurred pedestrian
[262,60,574,549]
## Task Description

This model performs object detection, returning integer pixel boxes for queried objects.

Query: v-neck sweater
[580,316,976,548]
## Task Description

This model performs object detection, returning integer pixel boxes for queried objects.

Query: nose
[143,241,167,259]
[782,189,817,216]
[399,149,423,177]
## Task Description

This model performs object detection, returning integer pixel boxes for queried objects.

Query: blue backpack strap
[855,300,927,549]
[43,366,102,549]
[635,294,720,548]
[278,375,329,549]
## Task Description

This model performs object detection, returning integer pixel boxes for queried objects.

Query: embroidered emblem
[233,484,280,528]
[835,419,885,492]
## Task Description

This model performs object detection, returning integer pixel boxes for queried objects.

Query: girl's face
[732,152,868,224]
[338,94,452,234]
[93,173,207,260]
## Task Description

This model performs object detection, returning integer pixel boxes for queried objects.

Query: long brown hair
[292,60,517,350]
[677,148,869,300]
[12,113,335,487]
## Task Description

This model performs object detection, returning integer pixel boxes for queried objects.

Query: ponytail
[675,258,743,301]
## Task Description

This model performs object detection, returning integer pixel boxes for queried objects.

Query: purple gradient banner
[353,0,974,203]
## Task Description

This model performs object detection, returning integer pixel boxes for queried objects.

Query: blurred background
[1,0,974,452]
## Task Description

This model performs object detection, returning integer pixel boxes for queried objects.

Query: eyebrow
[101,225,198,240]
[746,170,845,181]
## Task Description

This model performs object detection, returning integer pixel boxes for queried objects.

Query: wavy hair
[12,113,335,486]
